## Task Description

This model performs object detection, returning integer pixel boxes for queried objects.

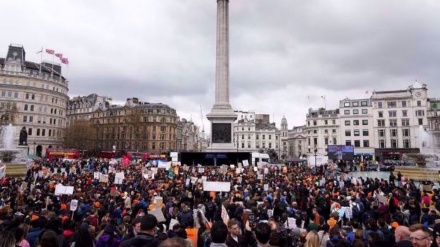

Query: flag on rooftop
[45,49,55,55]
[55,53,63,59]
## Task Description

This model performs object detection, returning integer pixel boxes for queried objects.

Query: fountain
[0,124,29,177]
[394,126,440,181]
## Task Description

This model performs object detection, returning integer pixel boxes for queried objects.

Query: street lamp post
[309,145,318,173]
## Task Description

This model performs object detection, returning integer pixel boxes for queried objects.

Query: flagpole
[39,46,43,74]
[51,53,55,77]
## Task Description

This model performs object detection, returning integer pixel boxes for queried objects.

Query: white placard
[198,168,205,173]
[94,172,101,180]
[343,206,352,219]
[203,181,231,192]
[285,217,296,229]
[264,168,269,174]
[257,174,264,180]
[170,152,178,162]
[190,177,198,184]
[267,209,274,218]
[54,184,74,195]
[0,165,6,179]
[377,194,387,204]
[242,160,249,167]
[158,161,171,170]
[149,208,166,222]
[70,199,78,211]
[99,174,109,183]
[114,172,125,184]
[201,176,207,181]
[230,165,235,169]
[253,167,258,172]
[264,184,269,191]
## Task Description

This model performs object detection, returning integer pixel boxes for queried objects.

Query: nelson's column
[206,0,237,152]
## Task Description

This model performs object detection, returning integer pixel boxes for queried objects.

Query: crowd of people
[0,158,440,247]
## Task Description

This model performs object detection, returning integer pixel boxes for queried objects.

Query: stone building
[66,94,112,126]
[286,125,307,158]
[0,44,69,157]
[304,108,340,157]
[89,97,178,154]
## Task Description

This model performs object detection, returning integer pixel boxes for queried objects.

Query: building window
[389,119,397,127]
[390,129,398,137]
[378,129,385,137]
[387,101,397,108]
[242,143,245,148]
[36,128,40,136]
[379,140,385,148]
[353,102,359,107]
[363,130,369,136]
[26,93,29,99]
[402,101,407,107]
[22,116,27,122]
[363,140,369,147]
[402,119,410,126]
[378,111,383,118]
[418,118,423,125]
[324,120,328,125]
[42,129,46,136]
[391,139,398,148]
[333,138,337,145]
[24,104,28,111]
[362,109,368,114]
[332,129,336,133]
[324,129,328,133]
[402,110,407,117]
[362,120,368,125]
[353,120,359,125]
[417,101,422,107]
[344,110,350,115]
[332,120,336,124]
[262,135,265,140]
[242,135,244,140]
[325,138,328,145]
[378,102,383,108]
[269,135,272,140]
[361,101,368,106]
[314,138,317,145]
[402,129,410,137]
[354,130,360,136]
[345,130,351,136]
[345,120,350,126]
[416,110,425,117]
[313,120,317,126]
[344,102,350,107]
[354,140,360,147]
[346,140,352,146]
[353,109,359,114]
[403,139,411,148]
[313,130,317,134]
[378,120,385,127]
[388,111,397,117]
[256,135,259,139]
[28,128,32,136]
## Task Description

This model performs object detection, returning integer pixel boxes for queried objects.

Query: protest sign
[115,172,124,184]
[149,208,166,222]
[70,199,78,211]
[203,181,231,192]
[99,174,109,183]
[55,184,74,195]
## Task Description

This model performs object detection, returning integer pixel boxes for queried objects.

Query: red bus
[46,148,79,161]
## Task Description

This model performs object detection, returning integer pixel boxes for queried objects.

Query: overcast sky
[2,0,440,134]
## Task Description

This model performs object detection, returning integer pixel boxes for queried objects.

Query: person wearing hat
[120,214,159,247]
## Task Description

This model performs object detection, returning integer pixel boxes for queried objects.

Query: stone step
[394,167,440,182]
[4,164,28,177]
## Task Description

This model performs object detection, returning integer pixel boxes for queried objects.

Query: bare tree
[0,100,18,125]
[64,119,96,150]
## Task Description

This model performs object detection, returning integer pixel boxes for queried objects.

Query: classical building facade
[233,111,282,158]
[305,108,340,157]
[66,94,112,126]
[339,98,375,160]
[176,118,205,152]
[371,82,429,160]
[89,97,178,154]
[286,125,307,158]
[427,98,440,150]
[0,44,69,156]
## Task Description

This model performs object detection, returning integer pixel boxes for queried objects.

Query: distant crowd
[0,158,439,247]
